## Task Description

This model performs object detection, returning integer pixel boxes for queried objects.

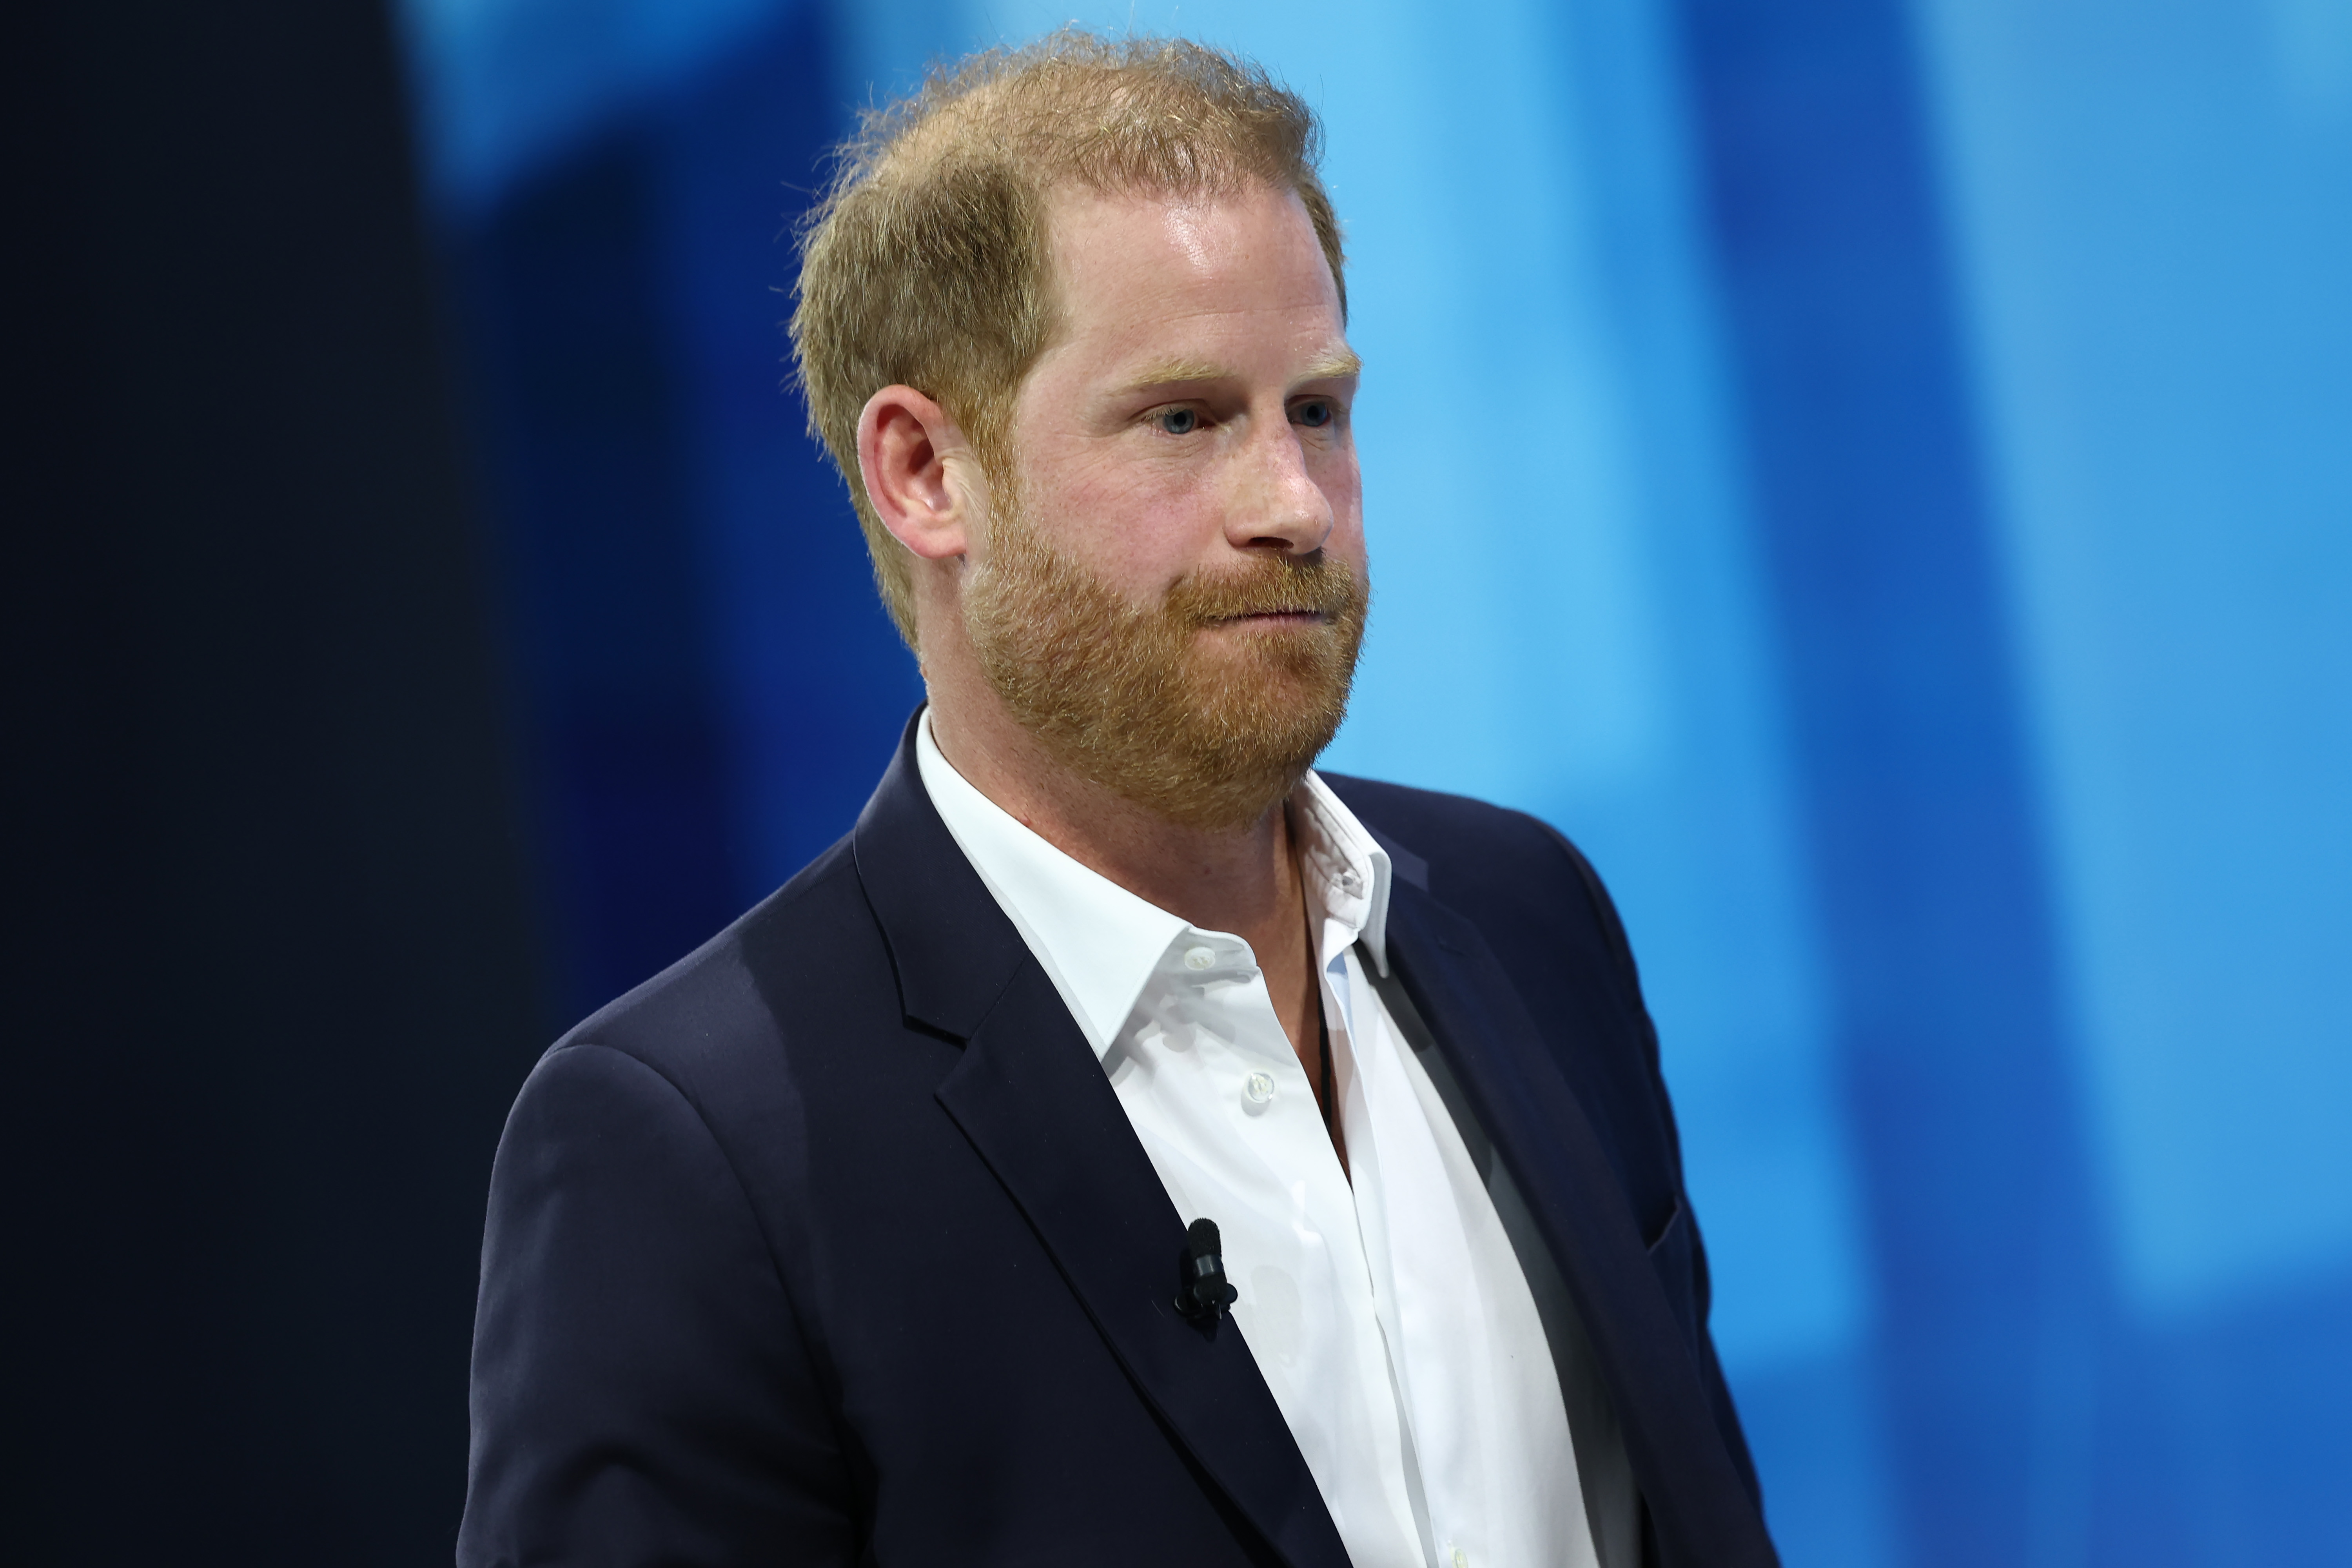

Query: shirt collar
[1290,768,1394,977]
[915,711,1394,1057]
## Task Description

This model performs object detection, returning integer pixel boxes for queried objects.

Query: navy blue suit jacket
[460,715,1775,1566]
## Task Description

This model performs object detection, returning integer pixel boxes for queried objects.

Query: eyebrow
[1118,347,1363,394]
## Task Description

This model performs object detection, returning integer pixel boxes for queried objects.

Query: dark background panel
[7,0,544,1558]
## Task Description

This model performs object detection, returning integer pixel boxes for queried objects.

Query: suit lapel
[1380,881,1780,1568]
[936,967,1351,1568]
[853,714,1349,1568]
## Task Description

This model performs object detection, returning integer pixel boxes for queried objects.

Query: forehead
[1034,183,1347,367]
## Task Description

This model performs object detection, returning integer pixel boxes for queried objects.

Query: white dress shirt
[917,715,1600,1568]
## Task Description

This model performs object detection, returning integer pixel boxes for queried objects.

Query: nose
[1225,420,1333,556]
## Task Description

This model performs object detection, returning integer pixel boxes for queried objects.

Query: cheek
[1032,454,1220,587]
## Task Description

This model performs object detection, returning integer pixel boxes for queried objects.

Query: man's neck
[926,690,1302,944]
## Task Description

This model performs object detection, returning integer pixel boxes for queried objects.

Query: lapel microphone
[1175,1218,1238,1323]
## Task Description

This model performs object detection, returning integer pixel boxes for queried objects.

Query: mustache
[1163,551,1365,625]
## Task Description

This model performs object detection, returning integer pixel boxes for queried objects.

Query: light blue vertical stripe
[1916,0,2352,1316]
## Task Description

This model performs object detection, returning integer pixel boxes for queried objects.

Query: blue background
[394,1,2352,1562]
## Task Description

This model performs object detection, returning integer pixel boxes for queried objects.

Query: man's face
[960,181,1370,829]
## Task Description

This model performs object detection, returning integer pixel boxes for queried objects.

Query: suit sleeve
[459,1042,857,1566]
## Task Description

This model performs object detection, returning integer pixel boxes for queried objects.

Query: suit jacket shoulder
[460,837,882,1566]
[1320,775,1687,1217]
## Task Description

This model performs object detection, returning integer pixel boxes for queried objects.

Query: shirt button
[1339,868,1363,896]
[1451,1550,1469,1568]
[1183,946,1216,971]
[1244,1071,1276,1105]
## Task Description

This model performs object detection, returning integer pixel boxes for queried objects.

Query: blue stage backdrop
[395,1,2352,1562]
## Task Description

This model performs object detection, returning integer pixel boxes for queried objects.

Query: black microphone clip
[1175,1218,1239,1324]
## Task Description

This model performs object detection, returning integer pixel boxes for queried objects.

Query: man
[460,33,1774,1568]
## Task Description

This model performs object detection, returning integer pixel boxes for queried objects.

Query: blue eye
[1294,399,1334,428]
[1156,407,1200,435]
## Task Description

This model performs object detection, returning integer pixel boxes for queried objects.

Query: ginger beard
[960,486,1369,833]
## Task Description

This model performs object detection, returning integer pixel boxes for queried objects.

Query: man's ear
[857,385,980,562]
